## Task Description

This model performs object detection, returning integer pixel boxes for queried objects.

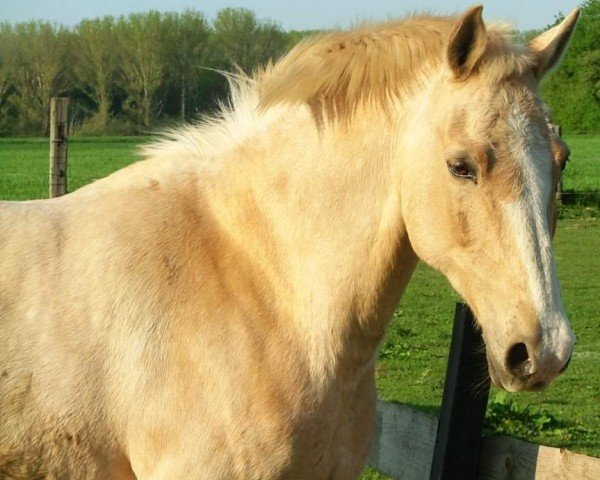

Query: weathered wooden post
[429,303,491,480]
[49,97,69,198]
[549,123,564,205]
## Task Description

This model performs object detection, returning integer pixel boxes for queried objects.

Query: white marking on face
[502,104,574,368]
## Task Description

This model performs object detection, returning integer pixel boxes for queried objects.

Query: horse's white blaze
[503,105,574,366]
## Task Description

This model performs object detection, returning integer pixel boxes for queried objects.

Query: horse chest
[199,350,378,478]
[127,363,376,479]
[203,389,374,479]
[239,375,376,479]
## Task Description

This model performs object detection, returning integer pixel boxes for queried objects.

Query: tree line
[0,2,597,137]
[538,0,599,134]
[0,8,314,136]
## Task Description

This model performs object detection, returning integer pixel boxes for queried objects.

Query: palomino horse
[0,5,580,479]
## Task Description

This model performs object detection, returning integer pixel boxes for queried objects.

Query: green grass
[563,134,600,193]
[0,136,146,200]
[1,135,599,480]
[559,134,600,214]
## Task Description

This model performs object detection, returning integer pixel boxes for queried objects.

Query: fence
[369,400,600,479]
[367,304,600,479]
[49,97,69,198]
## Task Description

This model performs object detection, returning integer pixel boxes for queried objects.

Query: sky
[0,0,579,32]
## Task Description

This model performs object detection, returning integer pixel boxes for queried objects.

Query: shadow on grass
[560,190,600,208]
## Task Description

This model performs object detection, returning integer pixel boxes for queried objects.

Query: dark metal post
[429,303,491,480]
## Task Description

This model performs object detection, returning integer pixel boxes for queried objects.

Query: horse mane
[259,15,534,119]
[142,14,534,159]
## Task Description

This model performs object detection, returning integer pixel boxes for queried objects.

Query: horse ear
[447,5,487,81]
[528,8,580,80]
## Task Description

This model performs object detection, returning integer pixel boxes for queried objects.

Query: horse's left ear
[447,5,487,81]
[528,8,580,80]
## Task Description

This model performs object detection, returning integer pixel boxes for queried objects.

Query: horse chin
[497,376,549,393]
[487,364,522,392]
[486,357,550,393]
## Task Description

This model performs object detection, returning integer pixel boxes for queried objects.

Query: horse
[0,5,580,479]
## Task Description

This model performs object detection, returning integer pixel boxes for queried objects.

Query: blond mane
[259,15,534,119]
[143,13,534,159]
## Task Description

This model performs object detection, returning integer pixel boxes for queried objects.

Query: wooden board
[478,435,600,480]
[367,401,438,480]
[368,400,600,480]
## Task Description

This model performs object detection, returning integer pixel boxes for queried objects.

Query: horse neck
[204,104,419,379]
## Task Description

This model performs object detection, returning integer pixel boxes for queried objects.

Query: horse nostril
[559,354,572,373]
[506,342,534,378]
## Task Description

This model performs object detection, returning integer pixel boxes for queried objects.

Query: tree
[285,29,321,51]
[6,22,71,135]
[117,12,168,131]
[0,23,16,135]
[210,8,287,73]
[73,17,120,130]
[162,11,210,121]
[0,9,327,135]
[541,0,600,133]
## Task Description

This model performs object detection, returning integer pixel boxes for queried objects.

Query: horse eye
[447,159,475,180]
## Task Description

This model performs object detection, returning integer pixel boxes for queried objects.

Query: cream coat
[0,6,580,479]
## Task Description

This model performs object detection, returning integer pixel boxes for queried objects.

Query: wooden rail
[368,400,600,479]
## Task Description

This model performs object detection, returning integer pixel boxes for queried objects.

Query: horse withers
[0,5,579,479]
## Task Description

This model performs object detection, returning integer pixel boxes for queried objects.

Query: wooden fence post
[429,303,491,480]
[49,97,69,198]
[549,123,563,205]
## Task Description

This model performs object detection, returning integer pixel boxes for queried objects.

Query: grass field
[0,136,146,200]
[562,135,600,192]
[1,136,599,479]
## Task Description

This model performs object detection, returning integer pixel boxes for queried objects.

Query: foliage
[1,22,71,136]
[73,17,119,130]
[210,8,287,73]
[0,23,14,134]
[0,9,300,136]
[541,0,600,133]
[0,3,597,135]
[116,12,169,131]
[161,11,210,121]
[484,391,567,439]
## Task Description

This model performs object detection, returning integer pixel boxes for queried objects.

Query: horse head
[401,6,579,391]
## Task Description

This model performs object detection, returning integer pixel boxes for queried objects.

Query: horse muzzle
[486,325,575,392]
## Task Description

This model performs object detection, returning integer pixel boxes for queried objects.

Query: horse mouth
[486,352,550,392]
[487,360,552,392]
